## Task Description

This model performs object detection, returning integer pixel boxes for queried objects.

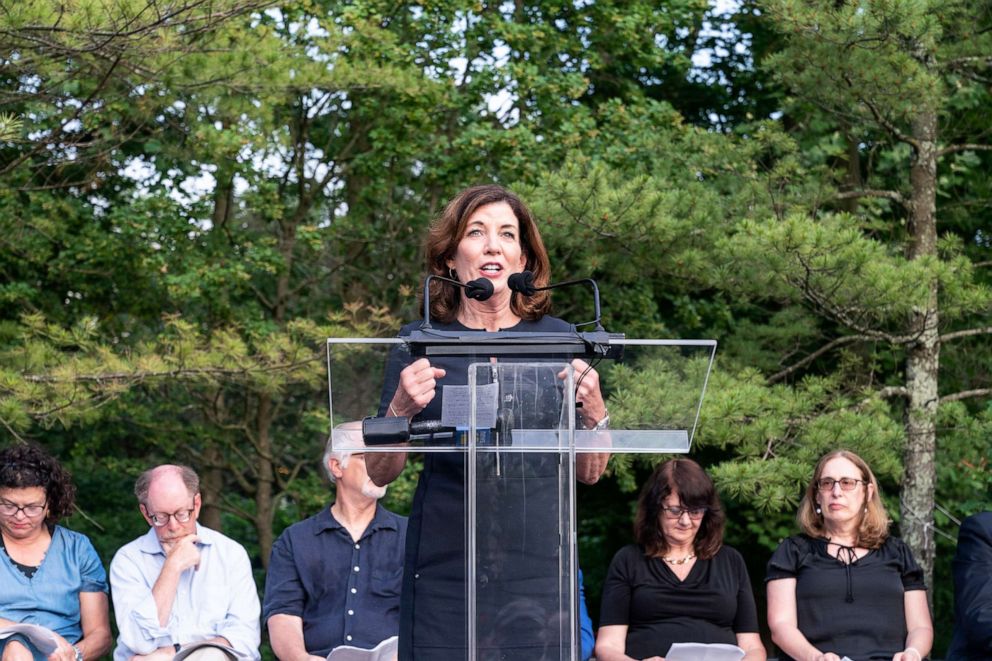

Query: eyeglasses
[145,506,195,527]
[0,500,47,518]
[662,506,708,520]
[816,477,865,492]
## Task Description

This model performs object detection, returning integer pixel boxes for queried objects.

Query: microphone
[363,415,455,445]
[507,271,538,296]
[421,274,494,328]
[508,271,604,330]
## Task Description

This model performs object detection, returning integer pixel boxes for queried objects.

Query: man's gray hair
[135,464,199,504]
[323,422,365,484]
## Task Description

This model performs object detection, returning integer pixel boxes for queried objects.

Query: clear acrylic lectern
[326,334,715,661]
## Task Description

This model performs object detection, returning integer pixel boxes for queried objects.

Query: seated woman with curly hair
[0,444,111,661]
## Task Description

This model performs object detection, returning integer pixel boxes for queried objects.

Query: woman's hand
[561,359,607,427]
[812,654,842,661]
[46,632,76,661]
[893,647,923,661]
[390,358,446,418]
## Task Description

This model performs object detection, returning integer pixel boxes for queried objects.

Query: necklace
[661,552,696,565]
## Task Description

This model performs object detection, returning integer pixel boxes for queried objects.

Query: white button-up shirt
[110,523,260,661]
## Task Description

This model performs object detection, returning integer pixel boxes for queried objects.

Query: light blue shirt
[109,523,260,661]
[0,525,107,643]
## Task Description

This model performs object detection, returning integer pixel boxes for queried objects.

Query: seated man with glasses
[110,465,261,661]
[263,424,407,659]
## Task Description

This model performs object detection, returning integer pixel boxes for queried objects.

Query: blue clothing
[949,511,992,660]
[578,568,594,661]
[0,634,47,661]
[380,316,578,661]
[263,504,407,656]
[110,523,261,661]
[0,525,108,643]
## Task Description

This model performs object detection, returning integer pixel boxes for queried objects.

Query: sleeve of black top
[262,530,305,622]
[728,547,760,633]
[765,535,803,582]
[891,536,927,591]
[598,546,635,627]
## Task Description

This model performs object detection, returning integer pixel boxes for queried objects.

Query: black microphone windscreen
[465,278,494,301]
[507,271,537,296]
[363,415,411,445]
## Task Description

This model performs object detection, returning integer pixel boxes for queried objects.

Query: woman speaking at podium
[367,184,609,661]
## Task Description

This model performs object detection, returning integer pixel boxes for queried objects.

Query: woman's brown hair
[797,449,890,549]
[0,443,77,524]
[423,184,552,324]
[634,457,725,560]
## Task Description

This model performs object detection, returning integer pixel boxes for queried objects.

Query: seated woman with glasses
[596,458,766,661]
[0,443,112,661]
[766,449,933,661]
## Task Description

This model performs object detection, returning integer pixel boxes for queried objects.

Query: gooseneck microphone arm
[421,274,495,329]
[507,271,604,331]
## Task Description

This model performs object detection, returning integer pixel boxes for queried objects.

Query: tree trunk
[255,391,275,567]
[199,444,225,531]
[900,108,939,591]
[838,127,864,214]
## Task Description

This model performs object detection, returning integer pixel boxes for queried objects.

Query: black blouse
[379,316,576,661]
[599,544,760,659]
[765,534,926,661]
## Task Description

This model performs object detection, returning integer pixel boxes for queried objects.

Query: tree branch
[835,189,910,210]
[767,334,875,384]
[0,416,28,443]
[858,385,910,409]
[937,143,992,157]
[790,253,922,344]
[940,326,992,343]
[22,356,322,384]
[842,72,918,147]
[877,386,910,399]
[943,55,992,69]
[940,388,992,404]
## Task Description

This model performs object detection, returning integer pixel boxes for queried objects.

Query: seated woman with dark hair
[0,444,111,661]
[595,458,765,661]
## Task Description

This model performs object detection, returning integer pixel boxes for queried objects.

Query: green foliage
[726,212,940,324]
[1,2,991,657]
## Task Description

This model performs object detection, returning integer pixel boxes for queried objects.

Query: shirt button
[346,635,352,642]
[414,573,420,579]
[351,587,357,594]
[348,610,354,616]
[355,543,360,549]
[353,565,360,572]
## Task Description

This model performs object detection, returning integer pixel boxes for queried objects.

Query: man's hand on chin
[162,534,202,572]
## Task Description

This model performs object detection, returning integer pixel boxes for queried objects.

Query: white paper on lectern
[440,382,498,428]
[326,636,398,661]
[0,623,59,655]
[666,642,745,661]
